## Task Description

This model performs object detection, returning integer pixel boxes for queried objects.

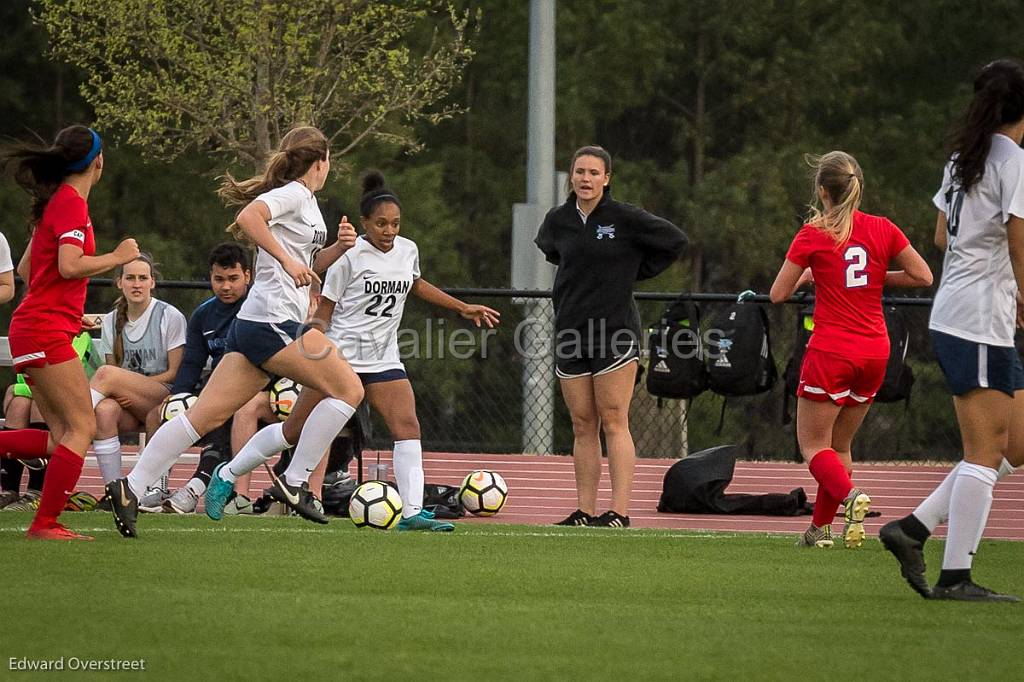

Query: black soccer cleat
[554,509,593,527]
[106,478,139,539]
[929,580,1021,603]
[879,520,931,598]
[588,510,631,528]
[268,472,328,525]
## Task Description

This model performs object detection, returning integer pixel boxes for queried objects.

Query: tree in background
[9,0,1024,459]
[35,0,476,169]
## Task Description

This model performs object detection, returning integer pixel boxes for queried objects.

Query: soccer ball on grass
[349,481,403,530]
[459,470,508,516]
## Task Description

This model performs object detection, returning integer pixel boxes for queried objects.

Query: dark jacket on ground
[535,190,687,341]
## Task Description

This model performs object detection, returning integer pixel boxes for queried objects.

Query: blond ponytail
[217,126,329,240]
[805,151,864,246]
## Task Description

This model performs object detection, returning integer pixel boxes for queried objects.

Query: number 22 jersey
[322,235,419,372]
[785,210,910,360]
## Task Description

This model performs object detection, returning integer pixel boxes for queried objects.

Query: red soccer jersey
[10,184,96,335]
[785,210,910,360]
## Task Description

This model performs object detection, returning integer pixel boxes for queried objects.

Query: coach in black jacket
[535,145,687,528]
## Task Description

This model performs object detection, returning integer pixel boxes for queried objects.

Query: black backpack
[423,483,466,519]
[874,305,914,403]
[781,303,815,425]
[646,298,708,400]
[321,470,359,516]
[707,298,777,397]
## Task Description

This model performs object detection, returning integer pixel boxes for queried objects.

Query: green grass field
[1,513,1021,681]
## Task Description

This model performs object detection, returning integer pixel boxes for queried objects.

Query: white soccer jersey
[322,235,420,372]
[238,181,328,324]
[930,134,1024,347]
[99,298,188,355]
[0,232,12,274]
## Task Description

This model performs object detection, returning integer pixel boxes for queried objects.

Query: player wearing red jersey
[0,125,139,540]
[770,151,932,549]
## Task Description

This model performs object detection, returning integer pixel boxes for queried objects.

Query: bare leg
[830,402,871,474]
[593,362,638,516]
[23,358,96,535]
[559,376,600,515]
[91,365,171,424]
[796,398,843,463]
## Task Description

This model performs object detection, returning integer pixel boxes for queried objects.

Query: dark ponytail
[949,59,1024,193]
[359,170,401,218]
[0,125,101,225]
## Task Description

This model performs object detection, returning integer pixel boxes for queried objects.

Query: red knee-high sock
[808,448,853,502]
[29,445,83,529]
[812,485,842,528]
[0,429,50,459]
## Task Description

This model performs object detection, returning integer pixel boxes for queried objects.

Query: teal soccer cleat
[397,508,455,533]
[205,463,234,521]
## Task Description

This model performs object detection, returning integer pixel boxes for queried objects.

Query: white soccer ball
[349,481,403,530]
[269,377,301,421]
[459,470,508,516]
[160,392,197,423]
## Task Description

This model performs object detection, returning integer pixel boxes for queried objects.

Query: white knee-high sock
[942,462,998,571]
[914,458,1015,531]
[91,389,106,408]
[913,462,963,531]
[221,422,291,483]
[126,415,200,499]
[283,398,356,487]
[93,436,122,484]
[393,439,424,518]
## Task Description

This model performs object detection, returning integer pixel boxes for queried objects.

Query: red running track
[76,452,1024,540]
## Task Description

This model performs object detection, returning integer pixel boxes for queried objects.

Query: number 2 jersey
[785,211,910,360]
[930,133,1024,347]
[322,234,419,372]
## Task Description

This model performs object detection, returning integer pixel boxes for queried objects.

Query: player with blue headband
[0,124,139,540]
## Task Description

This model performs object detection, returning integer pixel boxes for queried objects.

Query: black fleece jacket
[534,190,687,339]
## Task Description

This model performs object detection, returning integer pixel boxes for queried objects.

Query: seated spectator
[0,382,47,510]
[89,254,187,506]
[155,244,250,514]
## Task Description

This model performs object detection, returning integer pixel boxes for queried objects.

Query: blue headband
[65,129,102,173]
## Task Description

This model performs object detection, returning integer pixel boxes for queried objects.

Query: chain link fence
[10,281,965,462]
[391,290,960,462]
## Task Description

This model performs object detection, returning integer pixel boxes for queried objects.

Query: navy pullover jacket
[170,294,246,394]
[534,190,687,339]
